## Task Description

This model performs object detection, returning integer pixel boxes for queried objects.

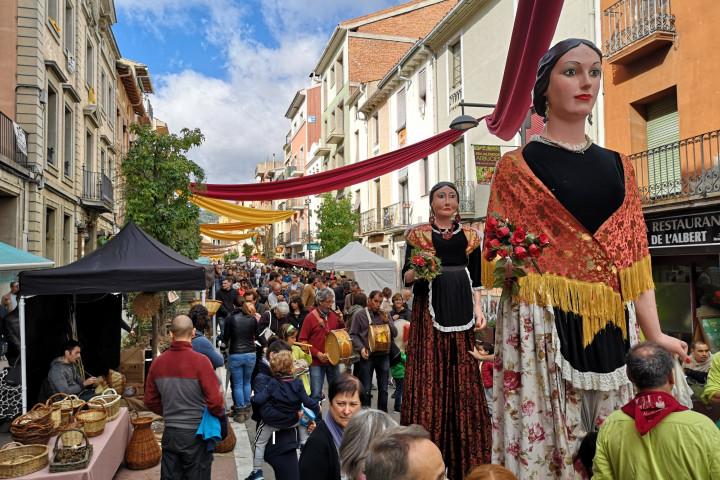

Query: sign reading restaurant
[648,211,720,248]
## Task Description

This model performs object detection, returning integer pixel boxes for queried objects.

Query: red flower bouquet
[409,248,442,282]
[483,213,550,298]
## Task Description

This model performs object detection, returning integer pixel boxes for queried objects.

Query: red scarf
[620,391,687,436]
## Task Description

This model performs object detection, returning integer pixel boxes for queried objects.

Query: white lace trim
[550,302,636,392]
[429,267,476,332]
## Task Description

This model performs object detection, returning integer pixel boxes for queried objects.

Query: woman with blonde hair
[339,409,398,480]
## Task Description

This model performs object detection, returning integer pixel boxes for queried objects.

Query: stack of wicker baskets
[46,394,85,431]
[10,404,54,445]
[75,405,107,438]
[0,442,49,478]
[88,388,121,421]
[124,413,161,470]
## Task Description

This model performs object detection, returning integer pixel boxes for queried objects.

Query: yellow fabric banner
[190,195,293,223]
[200,230,258,241]
[199,222,260,231]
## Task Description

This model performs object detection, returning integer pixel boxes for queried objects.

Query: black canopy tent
[17,222,212,411]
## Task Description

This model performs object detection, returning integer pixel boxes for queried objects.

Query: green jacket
[390,352,406,379]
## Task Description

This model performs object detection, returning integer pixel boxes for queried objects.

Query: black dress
[400,227,491,480]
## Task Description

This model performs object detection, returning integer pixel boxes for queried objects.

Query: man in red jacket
[299,287,345,402]
[145,315,225,480]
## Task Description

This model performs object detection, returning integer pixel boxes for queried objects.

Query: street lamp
[304,198,312,261]
[449,101,496,131]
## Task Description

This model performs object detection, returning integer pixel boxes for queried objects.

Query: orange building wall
[0,0,17,118]
[306,85,321,146]
[602,0,720,155]
[348,38,414,83]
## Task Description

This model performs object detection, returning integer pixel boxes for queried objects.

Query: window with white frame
[63,104,73,178]
[372,113,379,146]
[450,41,462,89]
[48,0,59,24]
[46,84,58,166]
[418,68,427,108]
[85,130,94,171]
[397,88,406,131]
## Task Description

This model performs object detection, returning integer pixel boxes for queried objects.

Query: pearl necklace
[532,134,593,154]
[431,222,461,240]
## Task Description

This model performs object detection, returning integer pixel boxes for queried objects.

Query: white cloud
[116,0,397,184]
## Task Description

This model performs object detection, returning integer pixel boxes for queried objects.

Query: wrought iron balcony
[630,129,720,206]
[81,170,113,213]
[0,111,29,169]
[359,208,379,234]
[382,202,412,230]
[456,180,476,215]
[602,0,675,63]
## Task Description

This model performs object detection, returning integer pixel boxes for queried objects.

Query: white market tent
[316,241,398,293]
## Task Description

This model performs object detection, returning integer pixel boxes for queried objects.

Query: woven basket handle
[102,388,118,396]
[0,442,24,451]
[54,429,89,453]
[46,392,69,406]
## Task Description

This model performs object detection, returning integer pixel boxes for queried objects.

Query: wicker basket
[75,405,107,438]
[214,421,236,453]
[10,404,54,445]
[46,394,86,430]
[0,442,49,478]
[132,293,161,318]
[49,430,92,473]
[107,370,126,395]
[57,417,85,448]
[89,388,121,421]
[124,413,161,470]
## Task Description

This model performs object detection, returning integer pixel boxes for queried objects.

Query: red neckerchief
[620,391,687,436]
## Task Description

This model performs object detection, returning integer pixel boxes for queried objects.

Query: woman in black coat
[299,374,362,480]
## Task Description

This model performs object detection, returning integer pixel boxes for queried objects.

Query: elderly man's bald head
[170,315,194,340]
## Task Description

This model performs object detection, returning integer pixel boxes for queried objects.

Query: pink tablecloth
[25,407,132,480]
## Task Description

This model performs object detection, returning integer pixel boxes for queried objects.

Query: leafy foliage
[224,249,240,263]
[121,124,205,259]
[315,193,359,259]
[242,243,254,260]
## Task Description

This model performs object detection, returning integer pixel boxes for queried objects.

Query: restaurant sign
[648,211,720,248]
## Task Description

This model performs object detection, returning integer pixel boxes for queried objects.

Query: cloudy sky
[113,0,399,184]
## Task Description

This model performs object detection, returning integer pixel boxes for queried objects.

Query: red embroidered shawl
[482,149,653,346]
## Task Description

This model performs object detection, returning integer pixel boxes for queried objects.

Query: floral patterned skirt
[492,299,635,479]
[401,294,492,479]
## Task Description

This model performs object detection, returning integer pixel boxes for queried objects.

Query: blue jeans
[229,352,256,408]
[309,364,340,402]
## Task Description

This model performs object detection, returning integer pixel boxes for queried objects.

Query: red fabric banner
[484,0,564,140]
[191,127,463,201]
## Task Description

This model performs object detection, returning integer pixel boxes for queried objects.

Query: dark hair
[269,272,280,281]
[368,290,382,301]
[533,38,603,118]
[364,425,431,480]
[188,304,209,331]
[243,289,258,301]
[232,295,245,308]
[575,431,598,478]
[381,287,392,298]
[289,295,304,311]
[64,339,81,354]
[353,292,368,308]
[626,341,674,390]
[328,373,362,402]
[266,337,291,360]
[691,341,709,351]
[429,181,459,205]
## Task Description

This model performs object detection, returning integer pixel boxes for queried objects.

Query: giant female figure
[402,182,491,479]
[485,39,687,478]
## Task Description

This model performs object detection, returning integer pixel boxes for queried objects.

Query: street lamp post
[305,198,312,261]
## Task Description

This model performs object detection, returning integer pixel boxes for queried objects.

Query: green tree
[223,250,239,263]
[242,243,254,260]
[121,123,205,259]
[316,193,359,259]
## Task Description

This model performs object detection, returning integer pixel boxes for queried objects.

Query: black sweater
[298,420,341,480]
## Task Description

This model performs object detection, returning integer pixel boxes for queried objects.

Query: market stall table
[24,407,132,480]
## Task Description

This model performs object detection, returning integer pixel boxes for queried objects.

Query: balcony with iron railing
[276,232,284,247]
[288,225,301,245]
[449,86,462,111]
[0,111,29,169]
[382,202,412,230]
[286,198,307,210]
[456,180,476,215]
[81,170,114,213]
[602,0,675,64]
[630,129,720,208]
[359,208,379,234]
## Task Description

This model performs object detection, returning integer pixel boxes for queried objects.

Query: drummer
[298,288,345,403]
[349,290,397,411]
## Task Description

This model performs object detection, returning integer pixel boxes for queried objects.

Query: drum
[325,329,353,366]
[368,324,391,354]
